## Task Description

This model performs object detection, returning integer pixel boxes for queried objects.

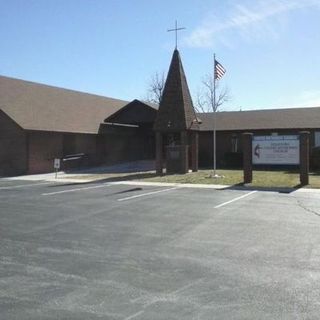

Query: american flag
[214,59,226,80]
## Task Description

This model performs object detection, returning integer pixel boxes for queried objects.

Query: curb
[2,174,320,193]
[110,180,229,189]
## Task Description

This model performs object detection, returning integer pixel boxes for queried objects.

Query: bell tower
[153,49,201,174]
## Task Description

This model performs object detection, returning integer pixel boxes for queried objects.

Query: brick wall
[0,111,27,176]
[99,125,154,165]
[27,131,102,174]
[62,133,99,170]
[20,127,155,175]
[28,131,64,174]
[4,123,316,175]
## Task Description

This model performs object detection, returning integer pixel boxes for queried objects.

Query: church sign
[252,135,299,165]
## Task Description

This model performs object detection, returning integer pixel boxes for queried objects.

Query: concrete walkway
[0,161,231,190]
[3,160,156,183]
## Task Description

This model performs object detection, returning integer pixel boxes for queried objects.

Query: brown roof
[198,107,320,131]
[153,49,199,132]
[105,99,157,125]
[0,75,128,134]
[2,75,319,135]
[138,100,158,110]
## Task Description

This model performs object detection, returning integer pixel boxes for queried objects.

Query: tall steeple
[153,49,200,132]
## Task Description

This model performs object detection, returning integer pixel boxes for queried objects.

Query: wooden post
[155,132,163,175]
[191,131,199,172]
[180,131,188,145]
[180,131,188,173]
[300,131,310,186]
[242,133,253,184]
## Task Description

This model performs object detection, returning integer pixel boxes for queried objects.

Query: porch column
[191,131,199,172]
[242,132,253,184]
[300,131,310,186]
[180,131,189,173]
[155,132,163,175]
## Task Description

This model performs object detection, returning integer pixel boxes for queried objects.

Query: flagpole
[213,53,217,177]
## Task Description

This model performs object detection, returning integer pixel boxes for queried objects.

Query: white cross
[167,20,186,49]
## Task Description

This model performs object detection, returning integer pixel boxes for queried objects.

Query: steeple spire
[154,49,199,132]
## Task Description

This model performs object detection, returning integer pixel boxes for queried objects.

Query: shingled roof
[153,49,199,132]
[2,75,319,135]
[105,99,158,125]
[0,75,128,134]
[198,107,320,131]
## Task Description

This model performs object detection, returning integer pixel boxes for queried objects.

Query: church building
[1,50,320,176]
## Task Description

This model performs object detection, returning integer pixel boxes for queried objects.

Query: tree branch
[195,73,231,113]
[146,72,165,104]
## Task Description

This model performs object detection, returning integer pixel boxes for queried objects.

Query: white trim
[117,187,179,202]
[42,183,111,196]
[0,182,53,190]
[214,191,257,209]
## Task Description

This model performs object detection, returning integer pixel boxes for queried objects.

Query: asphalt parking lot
[1,179,320,319]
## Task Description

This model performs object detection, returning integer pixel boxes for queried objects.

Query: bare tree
[195,73,231,113]
[145,72,165,105]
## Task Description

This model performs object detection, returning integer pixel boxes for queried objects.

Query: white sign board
[54,158,61,169]
[252,136,299,165]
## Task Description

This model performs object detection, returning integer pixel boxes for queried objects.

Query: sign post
[53,158,60,179]
[299,131,310,186]
[243,134,309,186]
[242,133,253,184]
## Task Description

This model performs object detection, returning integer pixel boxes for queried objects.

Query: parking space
[0,179,53,189]
[1,180,320,319]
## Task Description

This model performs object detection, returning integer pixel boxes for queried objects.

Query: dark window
[231,134,238,152]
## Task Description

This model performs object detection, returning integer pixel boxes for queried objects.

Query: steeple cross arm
[167,20,186,49]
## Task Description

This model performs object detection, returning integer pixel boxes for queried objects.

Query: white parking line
[0,182,53,190]
[117,187,179,202]
[42,183,111,196]
[214,191,257,209]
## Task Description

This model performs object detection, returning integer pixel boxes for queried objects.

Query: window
[231,134,238,152]
[315,132,320,147]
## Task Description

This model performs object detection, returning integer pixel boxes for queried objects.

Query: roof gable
[0,75,128,134]
[105,99,158,125]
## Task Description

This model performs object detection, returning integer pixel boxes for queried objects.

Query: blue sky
[1,0,320,110]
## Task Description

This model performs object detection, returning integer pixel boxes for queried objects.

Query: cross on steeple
[167,20,186,49]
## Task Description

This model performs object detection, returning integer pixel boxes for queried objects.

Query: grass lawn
[140,169,320,189]
[65,169,320,189]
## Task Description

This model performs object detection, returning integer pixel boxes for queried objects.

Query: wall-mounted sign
[252,135,299,165]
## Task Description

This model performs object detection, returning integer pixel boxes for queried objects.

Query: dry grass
[62,169,320,189]
[142,170,320,189]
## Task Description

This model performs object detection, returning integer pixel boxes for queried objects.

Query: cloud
[184,0,320,48]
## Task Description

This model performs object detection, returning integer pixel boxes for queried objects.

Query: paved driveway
[0,180,320,319]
